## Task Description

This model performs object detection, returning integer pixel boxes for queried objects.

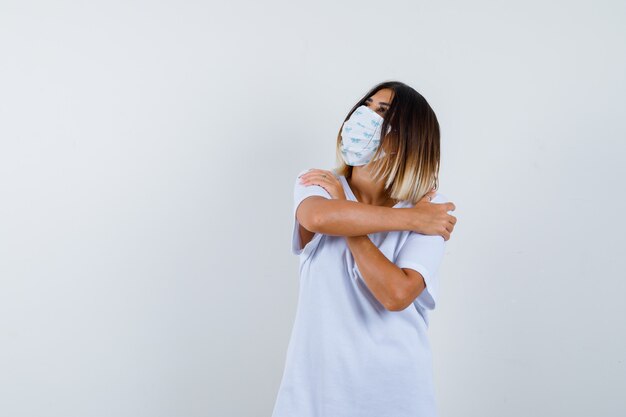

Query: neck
[348,166,395,206]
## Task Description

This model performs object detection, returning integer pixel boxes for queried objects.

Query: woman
[272,81,457,417]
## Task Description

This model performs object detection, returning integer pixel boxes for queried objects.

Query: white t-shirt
[271,168,449,417]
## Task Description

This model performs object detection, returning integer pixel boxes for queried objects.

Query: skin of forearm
[345,235,415,310]
[310,199,417,236]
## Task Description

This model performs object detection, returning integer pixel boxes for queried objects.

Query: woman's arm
[297,197,415,236]
[344,193,450,311]
[345,235,424,311]
[297,196,455,239]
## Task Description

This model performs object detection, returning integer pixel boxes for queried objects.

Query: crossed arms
[296,196,455,311]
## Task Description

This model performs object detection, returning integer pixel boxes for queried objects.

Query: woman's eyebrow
[365,98,390,106]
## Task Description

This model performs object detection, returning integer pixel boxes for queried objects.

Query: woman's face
[363,88,394,118]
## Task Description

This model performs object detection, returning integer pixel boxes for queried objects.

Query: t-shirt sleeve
[394,192,450,310]
[291,169,332,256]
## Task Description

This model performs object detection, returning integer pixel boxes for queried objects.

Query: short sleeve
[291,169,332,256]
[394,192,450,310]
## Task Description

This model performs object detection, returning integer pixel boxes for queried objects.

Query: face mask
[340,105,390,166]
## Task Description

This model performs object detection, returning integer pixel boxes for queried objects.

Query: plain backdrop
[1,1,625,416]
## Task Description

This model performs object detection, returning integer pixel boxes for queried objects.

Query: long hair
[334,80,441,205]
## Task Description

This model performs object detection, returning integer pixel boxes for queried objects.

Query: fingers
[443,215,457,239]
[419,190,437,202]
[298,168,335,181]
[298,169,344,199]
[299,171,335,184]
[299,169,340,198]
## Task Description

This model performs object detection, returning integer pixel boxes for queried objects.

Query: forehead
[368,88,394,104]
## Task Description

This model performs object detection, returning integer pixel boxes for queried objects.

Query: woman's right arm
[297,196,456,240]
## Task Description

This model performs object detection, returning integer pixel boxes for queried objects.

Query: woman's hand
[409,191,457,240]
[298,169,347,201]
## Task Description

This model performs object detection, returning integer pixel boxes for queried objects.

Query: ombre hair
[334,80,441,205]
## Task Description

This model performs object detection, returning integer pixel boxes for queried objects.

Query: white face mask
[340,105,389,166]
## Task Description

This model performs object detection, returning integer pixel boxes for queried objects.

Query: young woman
[272,81,457,417]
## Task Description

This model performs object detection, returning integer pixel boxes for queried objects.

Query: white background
[1,1,625,416]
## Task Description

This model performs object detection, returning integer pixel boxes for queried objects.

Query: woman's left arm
[346,236,426,311]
